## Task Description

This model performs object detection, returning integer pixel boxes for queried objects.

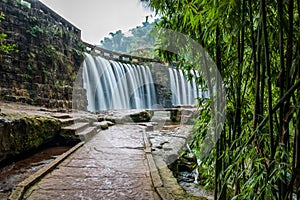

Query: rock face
[0,114,61,164]
[149,63,173,108]
[170,107,199,124]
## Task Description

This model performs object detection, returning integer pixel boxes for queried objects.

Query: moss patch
[129,110,152,122]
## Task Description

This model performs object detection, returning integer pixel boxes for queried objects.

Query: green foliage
[27,64,32,70]
[16,0,31,8]
[26,25,44,37]
[100,20,158,58]
[23,73,31,79]
[25,21,85,69]
[0,14,18,54]
[144,0,300,199]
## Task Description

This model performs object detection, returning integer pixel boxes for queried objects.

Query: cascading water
[82,53,157,111]
[168,68,208,106]
[82,53,208,111]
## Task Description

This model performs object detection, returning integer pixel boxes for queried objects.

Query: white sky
[39,0,155,44]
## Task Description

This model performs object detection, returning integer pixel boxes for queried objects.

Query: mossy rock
[130,110,152,122]
[100,122,109,130]
[0,115,61,164]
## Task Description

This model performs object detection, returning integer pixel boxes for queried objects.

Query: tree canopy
[100,20,157,57]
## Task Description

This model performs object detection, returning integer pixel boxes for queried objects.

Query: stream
[169,156,214,200]
[0,146,71,199]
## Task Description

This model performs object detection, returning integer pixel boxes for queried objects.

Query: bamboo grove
[142,0,300,199]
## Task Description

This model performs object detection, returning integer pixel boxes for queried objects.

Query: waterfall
[168,68,208,106]
[81,53,208,111]
[82,54,157,111]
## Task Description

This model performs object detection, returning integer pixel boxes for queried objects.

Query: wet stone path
[23,125,159,200]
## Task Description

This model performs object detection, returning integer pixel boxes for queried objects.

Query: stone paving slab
[62,158,149,173]
[23,124,157,200]
[74,147,145,160]
[25,188,156,200]
[35,176,152,190]
[50,166,147,179]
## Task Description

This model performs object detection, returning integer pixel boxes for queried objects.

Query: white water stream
[82,54,208,111]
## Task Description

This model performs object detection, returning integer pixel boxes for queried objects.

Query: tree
[142,0,300,199]
[100,20,157,57]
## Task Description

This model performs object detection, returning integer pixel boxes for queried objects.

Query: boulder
[97,110,153,124]
[129,110,152,122]
[0,114,61,164]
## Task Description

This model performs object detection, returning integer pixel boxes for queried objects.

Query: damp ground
[0,146,71,199]
[1,102,213,199]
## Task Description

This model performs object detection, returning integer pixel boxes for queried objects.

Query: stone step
[58,118,75,126]
[74,117,97,125]
[77,126,98,141]
[58,117,81,126]
[59,122,90,144]
[61,122,89,133]
[51,113,72,119]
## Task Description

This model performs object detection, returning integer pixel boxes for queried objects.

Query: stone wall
[0,0,86,108]
[0,0,173,110]
[151,63,172,108]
